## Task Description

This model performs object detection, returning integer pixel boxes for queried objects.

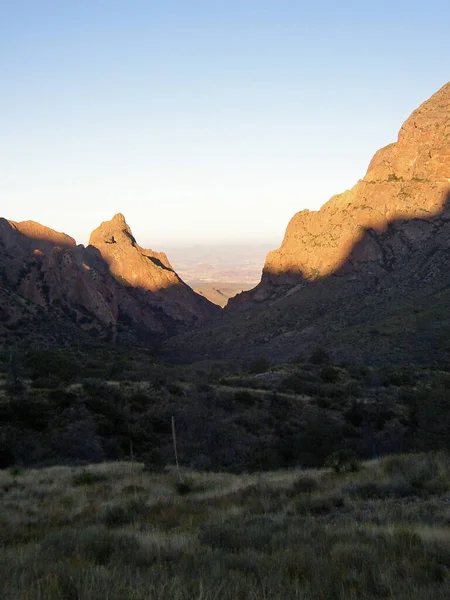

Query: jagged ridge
[0,214,219,348]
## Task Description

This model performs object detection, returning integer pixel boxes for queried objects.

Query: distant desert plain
[162,242,276,306]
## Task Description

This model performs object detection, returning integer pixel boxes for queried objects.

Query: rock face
[0,215,219,348]
[88,213,220,326]
[228,81,450,307]
[89,214,177,292]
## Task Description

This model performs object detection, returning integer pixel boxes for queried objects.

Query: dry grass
[0,453,449,598]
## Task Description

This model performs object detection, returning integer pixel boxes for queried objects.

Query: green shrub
[387,173,403,182]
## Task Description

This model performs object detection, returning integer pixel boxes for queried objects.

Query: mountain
[228,81,450,307]
[165,82,450,365]
[0,214,219,348]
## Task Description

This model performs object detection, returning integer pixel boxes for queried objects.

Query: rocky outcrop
[0,215,219,348]
[8,220,76,249]
[88,213,220,325]
[228,81,450,308]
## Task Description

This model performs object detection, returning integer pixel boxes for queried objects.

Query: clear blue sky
[1,1,448,248]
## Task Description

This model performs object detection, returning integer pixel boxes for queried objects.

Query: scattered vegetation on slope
[1,345,450,472]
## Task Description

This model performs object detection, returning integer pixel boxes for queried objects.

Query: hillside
[0,214,219,349]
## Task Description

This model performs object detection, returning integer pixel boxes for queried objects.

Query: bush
[320,365,339,383]
[234,390,257,406]
[8,465,23,477]
[247,359,270,374]
[173,477,200,495]
[309,348,330,365]
[100,498,149,527]
[326,450,360,474]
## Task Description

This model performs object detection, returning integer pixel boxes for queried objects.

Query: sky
[1,1,449,250]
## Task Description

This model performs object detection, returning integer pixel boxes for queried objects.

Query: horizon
[1,1,449,247]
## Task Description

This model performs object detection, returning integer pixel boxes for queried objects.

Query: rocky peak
[88,214,177,291]
[229,81,450,307]
[365,81,450,184]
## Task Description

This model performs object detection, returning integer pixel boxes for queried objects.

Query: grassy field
[1,453,449,599]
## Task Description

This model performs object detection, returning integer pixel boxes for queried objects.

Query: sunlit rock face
[89,213,177,292]
[228,82,450,308]
[0,214,219,346]
[88,213,220,324]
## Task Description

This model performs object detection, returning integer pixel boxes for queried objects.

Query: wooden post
[171,416,182,482]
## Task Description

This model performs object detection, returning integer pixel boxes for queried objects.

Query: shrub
[247,359,270,374]
[320,365,339,383]
[387,173,403,182]
[100,498,149,527]
[309,348,330,365]
[173,477,199,495]
[8,465,23,477]
[326,450,360,474]
[234,390,257,406]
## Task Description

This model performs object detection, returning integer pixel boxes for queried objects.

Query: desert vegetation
[1,345,450,597]
[0,345,450,473]
[1,346,450,471]
[1,453,449,599]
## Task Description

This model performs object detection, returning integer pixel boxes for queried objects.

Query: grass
[0,454,449,599]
